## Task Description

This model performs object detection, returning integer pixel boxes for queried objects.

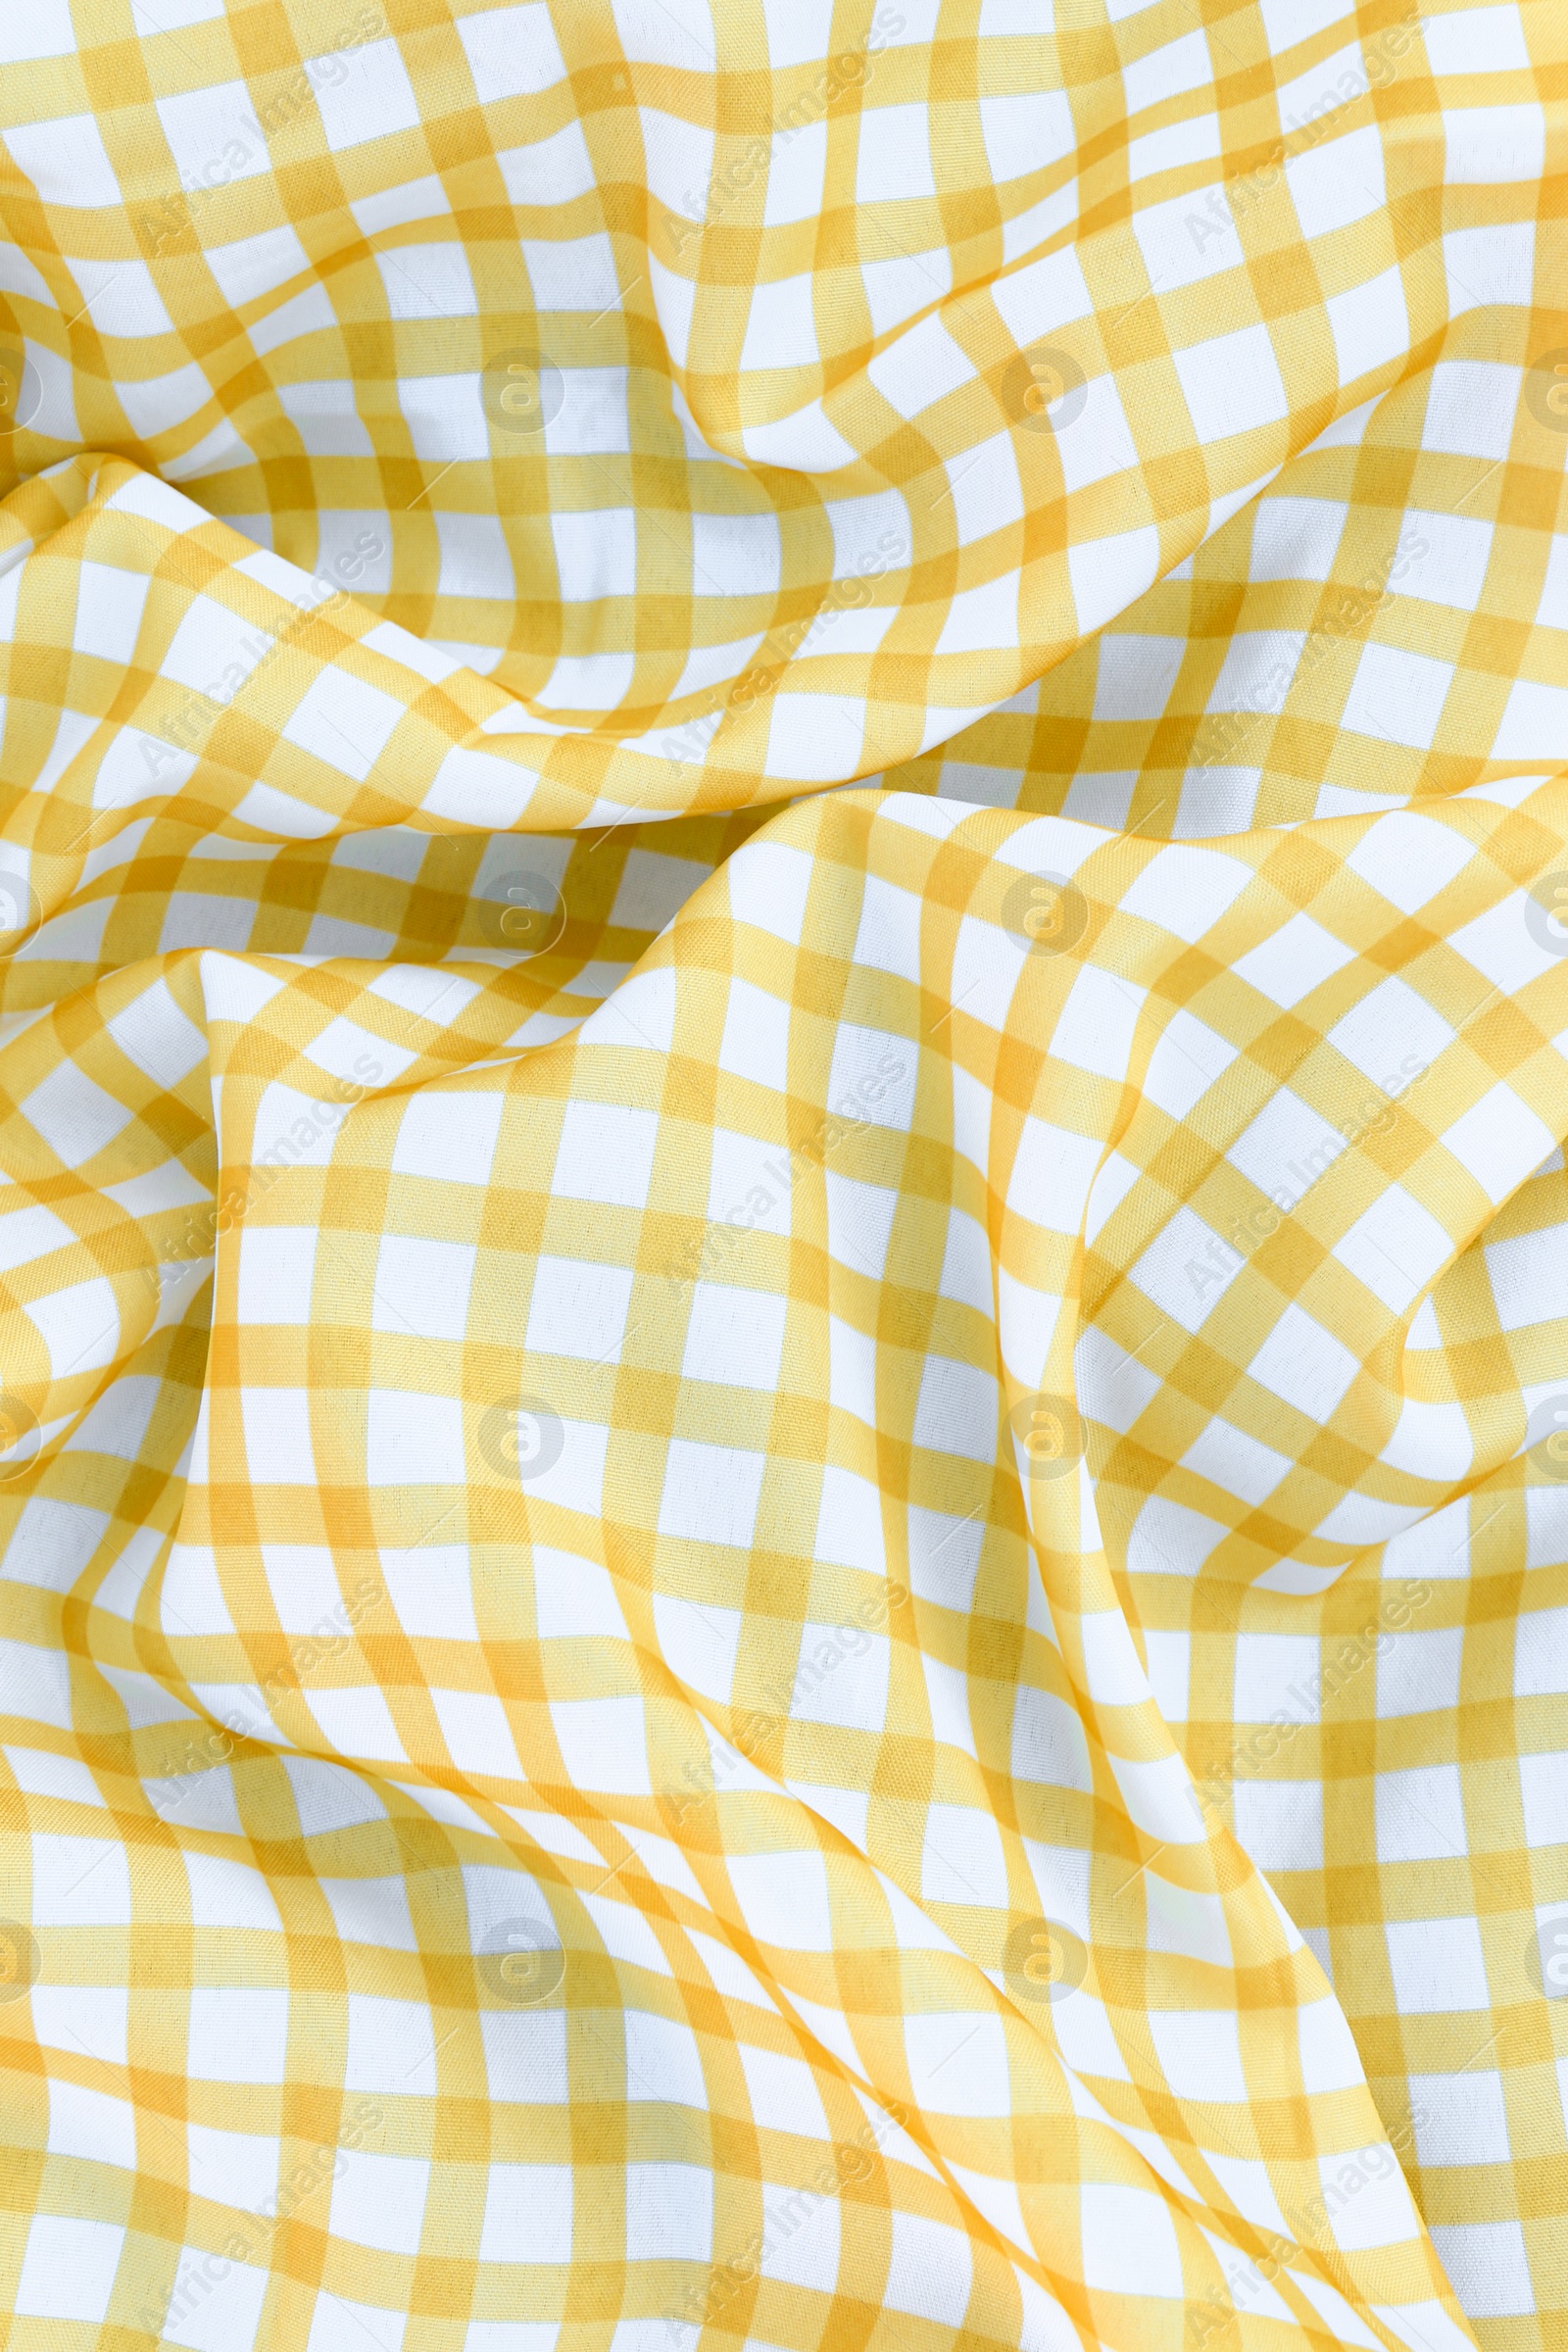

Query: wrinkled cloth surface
[0,3,1565,2347]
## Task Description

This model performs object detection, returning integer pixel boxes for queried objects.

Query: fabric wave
[0,4,1563,2348]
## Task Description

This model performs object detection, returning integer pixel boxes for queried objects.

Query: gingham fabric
[0,3,1565,2347]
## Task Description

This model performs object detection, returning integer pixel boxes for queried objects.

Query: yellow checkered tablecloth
[0,2,1564,2345]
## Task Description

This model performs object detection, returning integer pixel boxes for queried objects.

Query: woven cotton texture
[0,3,1564,2347]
